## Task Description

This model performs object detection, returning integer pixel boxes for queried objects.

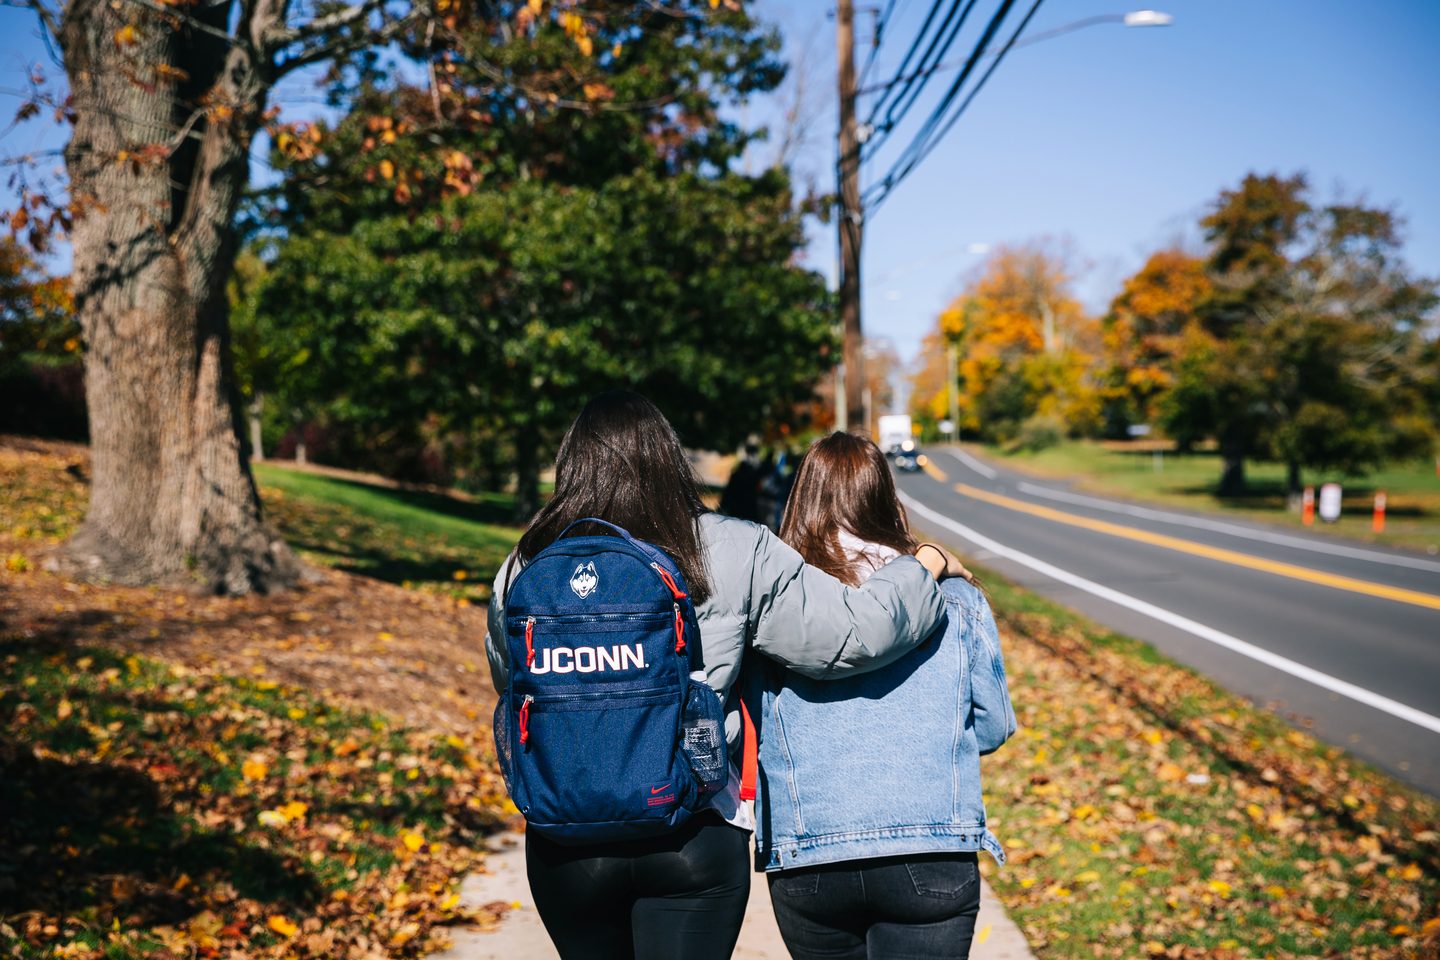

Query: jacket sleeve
[485,553,517,694]
[747,525,944,679]
[963,586,1017,755]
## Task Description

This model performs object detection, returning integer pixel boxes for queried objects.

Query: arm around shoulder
[747,525,945,679]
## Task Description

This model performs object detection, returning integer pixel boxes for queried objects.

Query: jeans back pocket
[905,856,979,900]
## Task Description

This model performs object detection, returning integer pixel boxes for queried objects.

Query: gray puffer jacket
[486,512,945,748]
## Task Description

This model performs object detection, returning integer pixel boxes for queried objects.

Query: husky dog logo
[569,561,599,599]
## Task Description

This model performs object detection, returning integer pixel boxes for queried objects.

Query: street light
[1123,10,1174,27]
[857,10,1173,96]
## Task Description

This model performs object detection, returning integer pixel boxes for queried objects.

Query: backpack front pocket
[517,686,688,828]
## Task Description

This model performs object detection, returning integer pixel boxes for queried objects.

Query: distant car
[891,441,924,473]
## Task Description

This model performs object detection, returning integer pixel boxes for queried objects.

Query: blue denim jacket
[753,577,1015,871]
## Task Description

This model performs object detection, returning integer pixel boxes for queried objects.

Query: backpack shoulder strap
[554,517,635,542]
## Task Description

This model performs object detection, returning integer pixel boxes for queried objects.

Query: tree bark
[1285,460,1303,511]
[51,0,299,593]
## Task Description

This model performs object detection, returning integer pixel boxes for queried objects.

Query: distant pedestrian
[753,431,1016,959]
[719,442,763,523]
[486,393,968,960]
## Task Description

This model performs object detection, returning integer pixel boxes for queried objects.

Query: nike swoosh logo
[650,785,671,795]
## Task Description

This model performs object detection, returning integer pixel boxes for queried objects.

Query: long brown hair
[779,432,917,586]
[515,391,712,603]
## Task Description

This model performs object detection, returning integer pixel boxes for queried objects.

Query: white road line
[1015,481,1440,575]
[901,494,1440,737]
[942,448,996,479]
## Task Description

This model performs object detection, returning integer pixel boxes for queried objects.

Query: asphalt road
[896,445,1440,797]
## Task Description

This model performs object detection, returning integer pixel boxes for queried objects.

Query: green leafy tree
[244,2,831,516]
[1162,173,1439,498]
[252,171,832,515]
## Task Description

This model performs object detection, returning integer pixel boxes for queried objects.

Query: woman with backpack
[485,391,968,960]
[753,431,1016,959]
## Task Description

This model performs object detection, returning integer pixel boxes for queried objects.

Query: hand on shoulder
[914,542,974,583]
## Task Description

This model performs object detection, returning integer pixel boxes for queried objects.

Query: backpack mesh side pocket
[493,697,515,799]
[681,675,727,794]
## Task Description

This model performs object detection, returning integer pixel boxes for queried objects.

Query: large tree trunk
[1217,431,1247,498]
[51,0,299,593]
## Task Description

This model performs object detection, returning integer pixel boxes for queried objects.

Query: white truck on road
[876,414,914,454]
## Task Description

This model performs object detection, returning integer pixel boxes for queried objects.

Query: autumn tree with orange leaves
[1098,249,1211,437]
[913,242,1100,446]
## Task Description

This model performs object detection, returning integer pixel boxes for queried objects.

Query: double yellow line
[944,481,1440,612]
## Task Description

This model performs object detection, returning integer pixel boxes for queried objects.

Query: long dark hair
[779,432,917,586]
[515,391,712,603]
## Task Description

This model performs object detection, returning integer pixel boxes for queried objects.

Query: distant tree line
[911,173,1440,497]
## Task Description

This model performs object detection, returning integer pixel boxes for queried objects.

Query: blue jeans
[767,853,982,959]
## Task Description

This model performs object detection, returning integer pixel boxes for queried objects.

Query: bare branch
[463,52,679,114]
[166,106,208,154]
[118,0,239,43]
[4,0,60,45]
[425,20,442,122]
[270,5,420,78]
[262,0,380,49]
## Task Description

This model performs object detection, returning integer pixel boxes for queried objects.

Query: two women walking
[486,391,1012,960]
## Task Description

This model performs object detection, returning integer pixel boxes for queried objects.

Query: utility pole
[946,339,959,442]
[836,0,865,434]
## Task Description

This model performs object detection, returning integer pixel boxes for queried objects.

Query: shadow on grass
[0,739,319,927]
[286,473,519,528]
[0,629,327,929]
[280,532,501,589]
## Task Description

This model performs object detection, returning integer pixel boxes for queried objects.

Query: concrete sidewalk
[434,829,1036,960]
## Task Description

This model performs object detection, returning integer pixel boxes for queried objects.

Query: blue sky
[3,1,1438,367]
[746,0,1440,361]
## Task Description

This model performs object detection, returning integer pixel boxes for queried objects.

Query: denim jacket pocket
[905,857,979,900]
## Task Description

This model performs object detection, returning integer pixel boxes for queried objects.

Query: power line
[861,0,981,163]
[856,0,950,132]
[864,0,1044,213]
[883,0,1046,200]
[861,0,1016,203]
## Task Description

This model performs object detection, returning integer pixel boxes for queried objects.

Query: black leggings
[525,814,751,960]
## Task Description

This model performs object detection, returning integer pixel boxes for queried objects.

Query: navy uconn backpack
[495,518,728,844]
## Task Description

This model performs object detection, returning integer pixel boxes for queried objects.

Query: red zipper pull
[673,602,686,654]
[519,694,533,745]
[525,617,536,668]
[651,562,688,600]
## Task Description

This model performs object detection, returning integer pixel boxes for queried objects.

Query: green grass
[253,463,524,602]
[985,441,1440,553]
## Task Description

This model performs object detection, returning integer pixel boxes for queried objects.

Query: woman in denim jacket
[754,432,1017,959]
